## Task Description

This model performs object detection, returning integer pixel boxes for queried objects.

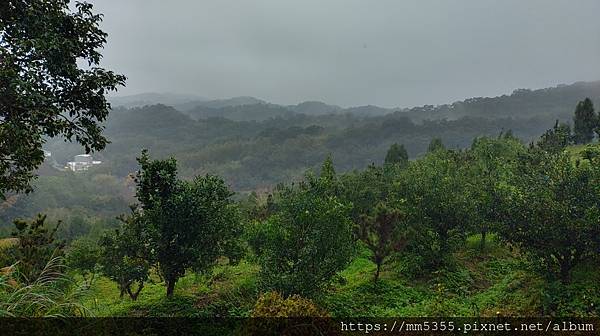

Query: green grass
[80,260,259,317]
[72,234,600,317]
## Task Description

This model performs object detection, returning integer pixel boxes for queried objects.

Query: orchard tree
[98,210,149,300]
[135,150,242,297]
[65,237,100,288]
[0,0,126,198]
[357,203,407,282]
[398,149,470,269]
[497,149,600,283]
[340,164,389,222]
[466,136,525,248]
[250,161,355,297]
[573,98,596,144]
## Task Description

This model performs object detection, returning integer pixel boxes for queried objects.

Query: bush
[246,292,334,336]
[251,292,329,317]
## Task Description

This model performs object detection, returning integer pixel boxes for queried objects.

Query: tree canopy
[0,0,125,198]
[573,98,596,144]
[134,150,242,297]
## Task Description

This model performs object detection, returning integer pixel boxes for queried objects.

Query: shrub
[251,292,329,317]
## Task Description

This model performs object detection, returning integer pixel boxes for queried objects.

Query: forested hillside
[44,81,600,192]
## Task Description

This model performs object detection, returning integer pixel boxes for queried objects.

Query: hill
[108,93,206,109]
[401,81,600,121]
[40,81,600,192]
[109,81,600,122]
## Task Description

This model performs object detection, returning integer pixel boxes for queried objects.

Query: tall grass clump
[0,256,90,317]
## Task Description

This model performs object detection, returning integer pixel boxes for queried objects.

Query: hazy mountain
[108,93,206,108]
[186,103,293,121]
[342,105,396,117]
[109,81,600,124]
[287,101,343,115]
[400,81,600,122]
[176,96,267,111]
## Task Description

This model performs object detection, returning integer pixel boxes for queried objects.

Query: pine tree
[427,138,446,153]
[573,98,596,144]
[384,143,409,167]
[320,155,336,182]
[538,120,572,152]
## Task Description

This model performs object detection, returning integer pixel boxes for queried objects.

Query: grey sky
[92,0,600,108]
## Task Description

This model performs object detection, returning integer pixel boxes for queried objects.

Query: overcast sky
[92,0,600,108]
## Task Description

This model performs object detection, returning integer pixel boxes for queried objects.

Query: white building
[66,154,102,172]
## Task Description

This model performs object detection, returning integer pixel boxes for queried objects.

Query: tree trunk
[480,229,487,250]
[166,279,176,297]
[559,261,572,284]
[374,262,381,282]
[127,281,144,301]
[439,229,449,253]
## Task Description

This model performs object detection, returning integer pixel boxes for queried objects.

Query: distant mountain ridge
[108,93,206,109]
[46,80,600,191]
[400,81,600,122]
[109,80,600,122]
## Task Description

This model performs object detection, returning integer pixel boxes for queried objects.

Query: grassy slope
[80,234,599,317]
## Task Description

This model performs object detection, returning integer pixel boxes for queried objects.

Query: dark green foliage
[398,150,470,270]
[538,120,572,153]
[427,138,446,153]
[384,143,409,167]
[98,209,149,300]
[573,98,596,144]
[7,214,65,284]
[65,237,100,287]
[496,149,600,283]
[134,150,243,297]
[0,0,125,197]
[357,203,407,281]
[465,136,526,248]
[340,165,390,222]
[251,191,354,297]
[250,160,355,297]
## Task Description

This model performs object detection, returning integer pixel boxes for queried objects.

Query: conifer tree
[573,98,596,144]
[384,143,409,167]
